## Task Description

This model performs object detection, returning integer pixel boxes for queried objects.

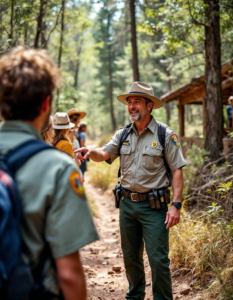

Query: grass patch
[170,210,233,299]
[88,158,119,191]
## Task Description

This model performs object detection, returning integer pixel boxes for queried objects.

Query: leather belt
[122,190,149,202]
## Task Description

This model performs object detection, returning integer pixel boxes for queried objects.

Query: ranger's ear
[147,101,154,112]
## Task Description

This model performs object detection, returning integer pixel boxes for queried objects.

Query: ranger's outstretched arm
[74,147,110,163]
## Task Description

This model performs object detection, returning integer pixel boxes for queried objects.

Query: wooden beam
[180,85,205,105]
[178,101,185,137]
[222,77,233,90]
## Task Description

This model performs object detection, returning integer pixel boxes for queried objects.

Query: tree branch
[43,5,62,48]
[187,0,206,26]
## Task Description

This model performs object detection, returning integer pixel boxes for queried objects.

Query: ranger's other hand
[165,167,183,229]
[74,147,90,161]
[165,206,180,229]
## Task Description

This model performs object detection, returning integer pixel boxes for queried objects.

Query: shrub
[170,207,233,300]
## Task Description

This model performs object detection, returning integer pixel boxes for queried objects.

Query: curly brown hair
[41,115,53,141]
[52,129,71,147]
[0,47,62,120]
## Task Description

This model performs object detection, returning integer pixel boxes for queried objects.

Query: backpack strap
[4,139,55,175]
[117,123,132,178]
[157,122,172,186]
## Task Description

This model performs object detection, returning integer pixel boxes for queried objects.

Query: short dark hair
[144,98,153,113]
[0,47,62,120]
[69,114,80,123]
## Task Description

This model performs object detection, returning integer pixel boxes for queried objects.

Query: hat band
[129,91,152,96]
[127,91,153,103]
[56,122,70,126]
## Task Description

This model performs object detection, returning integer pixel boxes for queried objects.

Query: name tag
[123,142,130,146]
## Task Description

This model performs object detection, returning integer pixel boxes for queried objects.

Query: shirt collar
[130,116,157,134]
[0,120,42,140]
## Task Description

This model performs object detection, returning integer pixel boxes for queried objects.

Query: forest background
[1,0,232,149]
[1,1,233,298]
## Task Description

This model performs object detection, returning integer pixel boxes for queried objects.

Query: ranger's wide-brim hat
[67,108,86,119]
[117,82,163,109]
[53,112,75,129]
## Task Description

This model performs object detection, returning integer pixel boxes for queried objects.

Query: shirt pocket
[120,146,134,172]
[142,147,163,170]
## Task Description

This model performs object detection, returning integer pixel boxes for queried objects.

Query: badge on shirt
[69,170,86,199]
[170,134,180,147]
[123,142,130,146]
[151,140,158,148]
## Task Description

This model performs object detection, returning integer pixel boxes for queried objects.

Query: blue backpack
[0,139,54,300]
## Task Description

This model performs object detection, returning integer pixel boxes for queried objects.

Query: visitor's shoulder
[36,147,75,169]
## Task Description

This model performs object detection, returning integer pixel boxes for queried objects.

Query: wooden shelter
[161,60,233,154]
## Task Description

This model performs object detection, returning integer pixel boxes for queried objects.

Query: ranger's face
[127,96,151,121]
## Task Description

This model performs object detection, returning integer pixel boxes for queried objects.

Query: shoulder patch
[170,134,180,147]
[69,170,86,198]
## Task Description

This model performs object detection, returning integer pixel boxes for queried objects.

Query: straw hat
[67,108,86,119]
[53,112,75,129]
[228,96,233,103]
[117,82,163,109]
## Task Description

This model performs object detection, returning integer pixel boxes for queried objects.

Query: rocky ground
[81,174,202,300]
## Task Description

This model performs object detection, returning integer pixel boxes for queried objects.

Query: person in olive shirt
[0,47,99,300]
[76,82,186,300]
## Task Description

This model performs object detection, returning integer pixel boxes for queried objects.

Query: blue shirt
[227,105,232,119]
[80,131,86,141]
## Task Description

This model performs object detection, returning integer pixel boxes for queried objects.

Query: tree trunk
[107,13,117,132]
[204,0,224,161]
[24,26,28,45]
[165,71,171,125]
[129,0,140,81]
[41,21,46,48]
[34,0,46,48]
[56,0,65,111]
[73,43,82,91]
[57,0,65,68]
[9,0,14,47]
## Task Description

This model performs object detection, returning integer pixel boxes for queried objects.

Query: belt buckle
[131,193,138,202]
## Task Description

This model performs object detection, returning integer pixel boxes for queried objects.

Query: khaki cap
[79,121,87,127]
[67,108,86,119]
[228,96,233,103]
[117,82,163,109]
[53,112,75,129]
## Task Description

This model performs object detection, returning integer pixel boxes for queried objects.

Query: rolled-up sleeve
[103,128,123,164]
[165,130,186,172]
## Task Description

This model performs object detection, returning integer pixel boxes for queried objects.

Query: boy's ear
[42,96,51,112]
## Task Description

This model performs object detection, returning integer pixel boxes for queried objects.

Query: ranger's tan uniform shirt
[103,117,186,193]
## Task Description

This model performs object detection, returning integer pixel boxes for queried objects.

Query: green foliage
[183,144,209,194]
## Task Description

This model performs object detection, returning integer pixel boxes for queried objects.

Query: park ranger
[0,47,99,300]
[76,81,186,300]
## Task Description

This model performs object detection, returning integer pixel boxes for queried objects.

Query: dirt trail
[81,174,200,300]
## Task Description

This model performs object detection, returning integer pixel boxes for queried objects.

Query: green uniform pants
[119,196,173,300]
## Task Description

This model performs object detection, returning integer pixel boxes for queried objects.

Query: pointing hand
[74,147,90,161]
